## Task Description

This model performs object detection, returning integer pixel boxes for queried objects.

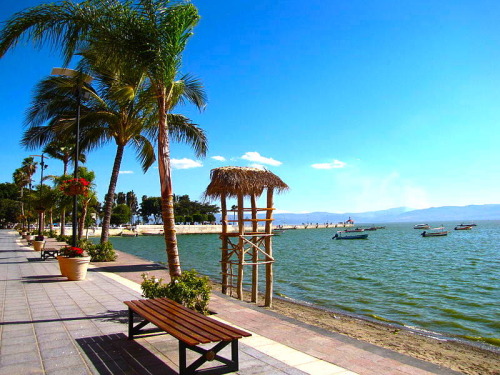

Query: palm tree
[0,0,206,277]
[13,158,38,229]
[42,140,86,235]
[43,140,86,177]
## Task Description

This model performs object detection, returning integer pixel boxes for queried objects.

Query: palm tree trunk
[100,143,125,244]
[78,197,90,240]
[157,91,182,278]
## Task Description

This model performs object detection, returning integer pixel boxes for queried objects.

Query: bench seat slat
[125,301,204,346]
[141,300,225,343]
[146,300,229,342]
[154,298,251,339]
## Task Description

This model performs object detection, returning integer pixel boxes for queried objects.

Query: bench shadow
[90,263,167,274]
[76,333,178,375]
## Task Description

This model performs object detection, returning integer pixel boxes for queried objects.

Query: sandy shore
[210,286,499,375]
[96,250,499,375]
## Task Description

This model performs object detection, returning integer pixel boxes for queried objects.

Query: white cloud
[241,151,282,166]
[119,170,134,174]
[171,158,203,170]
[311,159,346,169]
[211,156,226,162]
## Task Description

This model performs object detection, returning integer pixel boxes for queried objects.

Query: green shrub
[141,270,211,315]
[79,240,117,262]
[56,234,71,243]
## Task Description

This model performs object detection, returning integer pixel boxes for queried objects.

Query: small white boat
[413,224,430,229]
[142,230,164,236]
[121,231,138,237]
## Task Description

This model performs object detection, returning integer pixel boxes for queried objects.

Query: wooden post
[264,188,274,307]
[237,194,244,300]
[221,193,228,294]
[250,194,258,303]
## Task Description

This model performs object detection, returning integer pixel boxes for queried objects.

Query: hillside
[272,204,500,224]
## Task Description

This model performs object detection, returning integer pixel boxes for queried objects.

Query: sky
[1,0,500,214]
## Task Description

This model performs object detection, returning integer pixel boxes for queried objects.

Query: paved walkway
[0,230,462,375]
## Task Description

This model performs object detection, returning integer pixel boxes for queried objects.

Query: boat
[332,231,369,240]
[454,226,472,230]
[413,224,430,229]
[272,229,285,235]
[459,223,477,227]
[344,228,365,232]
[421,228,448,237]
[141,230,164,236]
[121,231,138,237]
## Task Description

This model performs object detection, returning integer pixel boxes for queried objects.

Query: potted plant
[59,178,90,196]
[57,246,91,281]
[25,232,34,243]
[33,235,45,251]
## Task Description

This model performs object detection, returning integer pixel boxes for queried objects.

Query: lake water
[105,221,499,346]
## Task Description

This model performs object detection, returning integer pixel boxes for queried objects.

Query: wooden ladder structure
[204,167,288,307]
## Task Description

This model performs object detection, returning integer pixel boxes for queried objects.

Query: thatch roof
[204,167,289,199]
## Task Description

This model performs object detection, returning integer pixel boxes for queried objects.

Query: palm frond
[167,114,208,158]
[130,134,156,172]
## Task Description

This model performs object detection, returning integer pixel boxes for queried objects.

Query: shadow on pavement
[76,333,177,375]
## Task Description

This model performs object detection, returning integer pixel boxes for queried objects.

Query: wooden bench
[40,241,67,261]
[40,247,60,260]
[124,298,251,375]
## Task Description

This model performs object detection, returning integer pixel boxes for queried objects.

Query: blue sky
[1,0,500,214]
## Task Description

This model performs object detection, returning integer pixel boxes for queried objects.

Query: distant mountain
[272,204,500,224]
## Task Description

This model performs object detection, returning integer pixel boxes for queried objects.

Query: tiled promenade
[0,230,462,374]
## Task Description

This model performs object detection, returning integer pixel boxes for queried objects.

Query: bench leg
[127,308,161,339]
[179,339,239,375]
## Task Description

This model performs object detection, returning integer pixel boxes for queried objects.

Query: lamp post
[51,68,93,246]
[30,154,49,236]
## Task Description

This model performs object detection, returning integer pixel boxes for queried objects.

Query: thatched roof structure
[204,167,289,199]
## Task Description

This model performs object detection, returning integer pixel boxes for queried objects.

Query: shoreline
[97,249,499,375]
[63,223,355,237]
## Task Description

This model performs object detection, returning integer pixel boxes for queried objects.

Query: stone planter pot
[57,256,69,277]
[33,240,45,251]
[58,256,91,281]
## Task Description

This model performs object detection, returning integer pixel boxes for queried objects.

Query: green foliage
[140,196,162,224]
[0,183,20,200]
[0,199,21,225]
[141,270,211,315]
[110,204,131,226]
[173,194,219,217]
[56,234,71,243]
[78,240,117,262]
[192,213,204,223]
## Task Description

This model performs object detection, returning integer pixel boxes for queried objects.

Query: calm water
[106,221,500,345]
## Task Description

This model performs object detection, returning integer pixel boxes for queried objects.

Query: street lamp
[30,154,49,236]
[51,68,93,246]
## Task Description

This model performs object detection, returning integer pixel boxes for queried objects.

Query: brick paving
[0,230,462,374]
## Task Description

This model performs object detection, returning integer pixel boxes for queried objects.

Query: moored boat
[414,224,430,229]
[345,228,365,232]
[460,223,477,227]
[454,226,472,230]
[332,231,369,240]
[421,229,448,237]
[141,230,164,236]
[121,231,138,237]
